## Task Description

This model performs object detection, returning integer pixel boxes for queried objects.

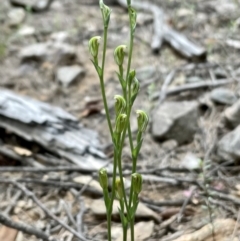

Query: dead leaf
[13,146,32,157]
[0,225,18,241]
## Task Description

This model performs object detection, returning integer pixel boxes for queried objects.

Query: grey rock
[50,31,70,43]
[20,42,76,64]
[7,8,25,27]
[57,65,85,87]
[224,100,240,128]
[210,88,237,105]
[152,101,199,144]
[217,126,240,163]
[136,66,156,82]
[10,0,53,12]
[214,68,227,78]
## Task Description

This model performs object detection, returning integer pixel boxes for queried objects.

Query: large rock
[10,0,53,12]
[210,88,237,105]
[224,100,240,128]
[152,101,199,144]
[56,65,85,87]
[217,126,240,163]
[19,42,76,64]
[7,8,26,27]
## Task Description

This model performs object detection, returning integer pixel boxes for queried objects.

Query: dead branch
[0,213,51,241]
[1,180,88,241]
[115,0,206,59]
[152,78,238,100]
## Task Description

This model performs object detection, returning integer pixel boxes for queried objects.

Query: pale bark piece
[171,219,239,241]
[0,89,108,171]
[90,200,160,222]
[115,221,154,241]
[0,225,18,241]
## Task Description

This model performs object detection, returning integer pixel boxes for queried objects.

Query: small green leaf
[118,208,128,227]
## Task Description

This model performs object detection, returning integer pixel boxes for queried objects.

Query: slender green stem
[107,212,112,241]
[120,199,127,241]
[130,192,138,241]
[99,25,114,139]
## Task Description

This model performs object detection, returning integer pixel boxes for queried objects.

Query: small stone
[210,88,237,105]
[214,68,227,78]
[217,125,240,163]
[20,43,48,62]
[136,66,156,82]
[17,25,35,36]
[224,100,240,128]
[56,65,84,87]
[10,0,53,12]
[177,8,194,18]
[20,42,76,64]
[152,101,199,144]
[50,31,70,43]
[181,153,201,170]
[7,8,25,27]
[186,76,203,83]
[137,12,153,25]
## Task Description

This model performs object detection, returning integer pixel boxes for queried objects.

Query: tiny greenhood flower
[115,177,125,199]
[99,0,111,26]
[136,110,148,132]
[89,36,101,58]
[99,168,108,190]
[115,113,127,134]
[131,173,142,195]
[114,95,126,116]
[130,77,140,104]
[114,45,127,66]
[128,69,136,85]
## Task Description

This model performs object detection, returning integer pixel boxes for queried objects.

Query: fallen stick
[116,0,206,59]
[1,180,88,241]
[152,78,238,100]
[0,213,51,241]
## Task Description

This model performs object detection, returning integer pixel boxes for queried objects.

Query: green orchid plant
[89,1,148,240]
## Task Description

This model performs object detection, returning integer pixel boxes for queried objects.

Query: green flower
[114,45,127,66]
[136,110,148,132]
[131,173,142,194]
[89,36,101,58]
[99,168,108,190]
[114,95,126,116]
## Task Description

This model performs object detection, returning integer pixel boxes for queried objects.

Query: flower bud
[131,77,140,104]
[99,0,111,26]
[128,69,136,85]
[114,45,127,66]
[115,114,127,134]
[129,7,137,32]
[99,168,108,190]
[136,110,148,132]
[115,177,124,199]
[89,36,101,58]
[131,173,142,195]
[114,95,126,116]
